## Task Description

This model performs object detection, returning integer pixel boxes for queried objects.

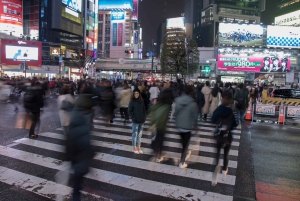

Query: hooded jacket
[211,105,238,129]
[128,98,146,124]
[174,94,198,130]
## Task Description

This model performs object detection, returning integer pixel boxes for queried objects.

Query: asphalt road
[0,97,298,201]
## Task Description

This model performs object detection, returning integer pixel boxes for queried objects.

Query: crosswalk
[0,115,241,201]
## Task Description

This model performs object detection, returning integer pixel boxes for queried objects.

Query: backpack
[60,100,74,111]
[215,113,234,148]
[236,90,246,110]
[23,90,36,104]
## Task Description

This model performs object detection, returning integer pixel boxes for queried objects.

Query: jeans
[120,107,129,120]
[132,123,143,147]
[179,131,191,163]
[236,111,245,123]
[29,112,40,135]
[72,171,84,201]
[215,143,231,171]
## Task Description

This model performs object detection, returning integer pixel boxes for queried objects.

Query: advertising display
[0,0,23,36]
[218,23,264,46]
[267,26,300,48]
[256,104,276,116]
[132,0,138,21]
[112,23,117,46]
[275,10,300,27]
[254,73,274,84]
[166,17,185,29]
[287,106,300,118]
[99,0,133,10]
[111,11,125,21]
[218,47,291,72]
[62,0,82,13]
[117,23,123,46]
[50,47,60,56]
[1,39,42,67]
[221,76,244,83]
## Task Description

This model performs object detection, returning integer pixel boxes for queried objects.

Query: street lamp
[23,53,27,78]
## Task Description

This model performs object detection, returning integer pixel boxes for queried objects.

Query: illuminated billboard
[132,0,138,21]
[166,17,185,29]
[218,47,291,73]
[62,0,82,13]
[218,23,264,46]
[111,11,125,21]
[267,26,300,48]
[275,10,300,27]
[99,0,133,10]
[0,0,23,36]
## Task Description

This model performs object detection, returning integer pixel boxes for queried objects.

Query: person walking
[174,85,198,168]
[128,88,146,154]
[234,83,249,129]
[196,85,205,120]
[57,86,75,135]
[201,81,212,121]
[211,91,237,186]
[149,82,160,105]
[209,85,222,116]
[120,83,132,124]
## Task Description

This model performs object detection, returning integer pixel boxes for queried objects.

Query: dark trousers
[179,131,191,163]
[29,112,40,135]
[151,129,165,157]
[215,143,231,171]
[120,107,129,120]
[203,114,208,120]
[72,172,84,201]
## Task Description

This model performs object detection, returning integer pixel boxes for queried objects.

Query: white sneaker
[133,150,139,154]
[179,163,187,169]
[138,149,143,154]
[156,157,163,163]
[222,168,228,175]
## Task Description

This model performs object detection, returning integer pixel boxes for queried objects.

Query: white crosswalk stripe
[0,115,241,201]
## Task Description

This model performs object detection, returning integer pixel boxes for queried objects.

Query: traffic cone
[244,103,252,121]
[278,106,285,124]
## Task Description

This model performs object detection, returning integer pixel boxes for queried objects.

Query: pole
[151,39,154,79]
[187,37,190,81]
[24,60,26,78]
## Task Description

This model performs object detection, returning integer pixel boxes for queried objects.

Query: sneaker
[156,157,164,163]
[222,168,228,175]
[185,150,191,161]
[133,150,139,154]
[29,134,38,139]
[179,163,188,169]
[138,149,143,154]
[110,120,114,124]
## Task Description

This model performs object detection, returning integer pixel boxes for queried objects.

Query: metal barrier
[262,89,300,106]
[252,103,280,124]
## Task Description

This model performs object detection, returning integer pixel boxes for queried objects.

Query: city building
[274,0,300,26]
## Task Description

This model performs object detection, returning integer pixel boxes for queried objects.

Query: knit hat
[133,88,140,94]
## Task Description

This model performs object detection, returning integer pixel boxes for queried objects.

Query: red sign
[0,0,23,33]
[86,36,93,44]
[1,39,42,67]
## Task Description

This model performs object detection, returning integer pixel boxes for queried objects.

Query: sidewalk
[248,122,300,201]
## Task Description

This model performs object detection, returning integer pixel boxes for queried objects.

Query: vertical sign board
[255,104,276,116]
[112,23,117,46]
[287,106,300,118]
[134,31,138,44]
[118,23,123,46]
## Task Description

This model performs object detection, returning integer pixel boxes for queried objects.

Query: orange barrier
[278,106,285,124]
[245,103,252,121]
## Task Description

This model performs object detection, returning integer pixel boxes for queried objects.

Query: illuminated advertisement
[166,17,185,29]
[99,0,133,10]
[267,26,300,48]
[1,39,42,67]
[132,0,138,21]
[218,23,264,46]
[62,0,82,13]
[94,0,98,61]
[111,11,125,21]
[112,23,117,46]
[275,10,300,27]
[50,47,60,56]
[0,0,23,36]
[118,23,123,46]
[218,47,291,73]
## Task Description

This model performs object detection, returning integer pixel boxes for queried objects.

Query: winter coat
[65,108,95,175]
[128,98,146,124]
[196,89,205,110]
[120,88,132,108]
[23,86,44,113]
[149,102,171,131]
[57,94,75,127]
[209,92,221,116]
[234,89,249,112]
[174,94,198,130]
[149,86,160,100]
[157,88,174,105]
[201,86,212,114]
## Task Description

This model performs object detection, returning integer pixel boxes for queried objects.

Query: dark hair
[184,85,194,95]
[205,81,210,86]
[239,83,244,89]
[222,90,233,99]
[225,83,230,88]
[211,85,219,97]
[123,83,129,89]
[132,88,143,103]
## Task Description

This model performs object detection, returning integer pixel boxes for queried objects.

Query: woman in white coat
[120,83,132,124]
[209,85,221,116]
[57,86,75,135]
[149,82,160,105]
[201,81,212,121]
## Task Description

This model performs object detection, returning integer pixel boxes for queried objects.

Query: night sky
[139,0,185,53]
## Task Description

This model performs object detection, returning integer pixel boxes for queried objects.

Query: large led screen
[218,47,291,73]
[0,0,23,36]
[99,0,133,10]
[267,26,300,48]
[218,23,264,46]
[5,45,39,61]
[62,0,82,13]
[166,17,185,29]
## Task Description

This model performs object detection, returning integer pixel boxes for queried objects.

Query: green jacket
[149,103,171,131]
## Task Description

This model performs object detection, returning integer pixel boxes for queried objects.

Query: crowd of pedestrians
[0,76,265,200]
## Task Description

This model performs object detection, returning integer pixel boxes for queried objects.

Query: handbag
[15,113,32,130]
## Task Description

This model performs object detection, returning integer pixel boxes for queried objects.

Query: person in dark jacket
[196,85,205,120]
[211,91,237,186]
[24,82,44,139]
[128,88,146,154]
[65,98,95,201]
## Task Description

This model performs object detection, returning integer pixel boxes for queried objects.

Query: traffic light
[125,50,134,54]
[204,66,210,73]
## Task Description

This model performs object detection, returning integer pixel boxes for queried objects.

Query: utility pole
[151,39,154,79]
[186,36,190,81]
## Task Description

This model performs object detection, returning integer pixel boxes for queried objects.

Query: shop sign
[287,106,300,118]
[256,104,276,116]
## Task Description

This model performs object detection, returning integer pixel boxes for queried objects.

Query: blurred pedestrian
[174,85,198,168]
[196,84,205,120]
[209,85,222,116]
[149,82,160,105]
[128,88,146,154]
[120,83,132,124]
[201,81,212,121]
[234,83,249,129]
